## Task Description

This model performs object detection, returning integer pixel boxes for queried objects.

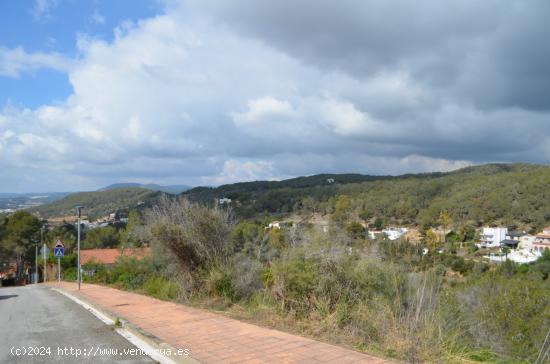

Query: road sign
[54,240,64,257]
[41,245,49,259]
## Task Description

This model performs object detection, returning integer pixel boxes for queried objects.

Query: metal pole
[35,245,38,284]
[58,257,60,283]
[41,227,46,282]
[77,206,82,290]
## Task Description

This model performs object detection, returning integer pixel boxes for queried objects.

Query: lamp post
[76,206,83,290]
[35,244,38,284]
[41,226,46,282]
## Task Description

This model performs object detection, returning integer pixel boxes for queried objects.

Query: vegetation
[0,211,42,266]
[75,198,550,363]
[32,187,161,219]
[4,163,550,362]
[183,163,550,231]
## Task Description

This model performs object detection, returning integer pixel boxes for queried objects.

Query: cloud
[91,10,106,25]
[0,0,549,192]
[32,0,60,21]
[0,46,74,77]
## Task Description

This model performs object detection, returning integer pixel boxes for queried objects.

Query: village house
[533,226,550,253]
[266,221,292,229]
[477,227,507,248]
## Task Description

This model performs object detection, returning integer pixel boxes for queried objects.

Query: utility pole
[35,245,38,284]
[76,206,83,290]
[41,226,46,282]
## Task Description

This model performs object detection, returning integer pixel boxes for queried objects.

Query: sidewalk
[51,282,395,364]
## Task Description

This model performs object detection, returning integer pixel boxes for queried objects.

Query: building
[267,221,292,229]
[368,230,383,240]
[534,226,550,253]
[518,235,536,251]
[382,227,408,241]
[505,231,527,241]
[218,198,232,205]
[478,227,507,248]
[80,247,151,266]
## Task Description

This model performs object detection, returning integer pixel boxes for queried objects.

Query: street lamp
[41,226,45,282]
[76,206,83,290]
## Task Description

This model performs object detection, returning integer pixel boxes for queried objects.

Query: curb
[50,287,200,364]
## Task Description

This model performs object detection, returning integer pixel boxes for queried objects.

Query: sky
[0,0,549,192]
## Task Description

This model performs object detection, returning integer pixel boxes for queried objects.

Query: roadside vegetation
[74,197,550,363]
[2,163,550,362]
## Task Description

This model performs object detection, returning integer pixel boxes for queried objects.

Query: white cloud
[0,1,549,192]
[232,97,294,126]
[0,46,73,77]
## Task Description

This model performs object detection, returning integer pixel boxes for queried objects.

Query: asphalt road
[0,285,154,363]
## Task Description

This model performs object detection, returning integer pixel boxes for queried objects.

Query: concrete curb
[50,287,200,364]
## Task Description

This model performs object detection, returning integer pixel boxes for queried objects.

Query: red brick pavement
[51,282,396,364]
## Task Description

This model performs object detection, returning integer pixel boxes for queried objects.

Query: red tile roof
[81,247,151,265]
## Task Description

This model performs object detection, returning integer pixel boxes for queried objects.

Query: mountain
[33,188,163,219]
[100,183,191,194]
[32,163,550,230]
[0,192,71,211]
[182,163,550,230]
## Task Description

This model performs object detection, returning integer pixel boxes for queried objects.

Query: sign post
[53,240,64,284]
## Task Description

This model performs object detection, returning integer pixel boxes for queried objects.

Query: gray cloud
[0,0,549,192]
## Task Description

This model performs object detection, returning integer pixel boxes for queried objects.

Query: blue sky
[0,1,549,192]
[0,0,161,108]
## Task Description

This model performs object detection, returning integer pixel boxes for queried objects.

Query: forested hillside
[183,163,550,230]
[33,188,162,218]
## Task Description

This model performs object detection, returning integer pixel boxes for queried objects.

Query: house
[368,230,384,239]
[500,239,519,249]
[484,232,543,264]
[218,198,232,205]
[533,226,550,253]
[478,227,507,248]
[518,235,536,250]
[326,178,335,184]
[505,231,527,241]
[382,227,408,241]
[80,247,151,266]
[267,221,292,229]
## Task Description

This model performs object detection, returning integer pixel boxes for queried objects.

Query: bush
[142,276,181,300]
[205,267,234,300]
[147,196,233,271]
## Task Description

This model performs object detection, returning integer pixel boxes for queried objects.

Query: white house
[267,221,292,229]
[382,227,408,241]
[478,227,507,248]
[218,197,232,205]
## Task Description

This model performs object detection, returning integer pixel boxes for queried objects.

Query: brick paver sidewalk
[52,282,395,364]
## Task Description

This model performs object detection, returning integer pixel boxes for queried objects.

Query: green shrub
[142,276,181,300]
[205,267,234,300]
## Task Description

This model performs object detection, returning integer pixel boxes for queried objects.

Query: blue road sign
[54,245,64,257]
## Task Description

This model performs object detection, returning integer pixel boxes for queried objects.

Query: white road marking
[51,287,179,364]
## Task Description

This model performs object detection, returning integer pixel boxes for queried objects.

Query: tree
[359,210,373,222]
[346,222,367,240]
[425,228,439,252]
[83,226,120,248]
[438,210,453,242]
[46,224,76,253]
[373,217,384,230]
[331,195,352,227]
[458,224,476,242]
[0,211,42,261]
[120,211,147,247]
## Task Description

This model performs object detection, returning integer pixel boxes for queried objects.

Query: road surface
[0,285,154,363]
